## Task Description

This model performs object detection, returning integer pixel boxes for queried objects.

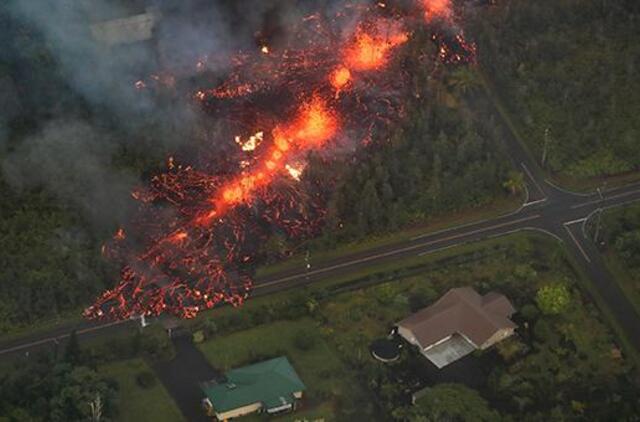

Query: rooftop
[397,287,516,349]
[200,356,306,414]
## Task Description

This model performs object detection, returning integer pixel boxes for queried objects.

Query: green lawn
[198,318,370,421]
[99,359,184,422]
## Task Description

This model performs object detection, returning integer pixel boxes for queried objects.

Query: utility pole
[541,127,550,167]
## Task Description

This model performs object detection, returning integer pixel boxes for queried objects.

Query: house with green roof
[200,356,306,420]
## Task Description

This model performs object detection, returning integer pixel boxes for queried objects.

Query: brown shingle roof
[397,287,516,348]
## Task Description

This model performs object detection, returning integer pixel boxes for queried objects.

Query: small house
[396,287,516,368]
[200,356,306,420]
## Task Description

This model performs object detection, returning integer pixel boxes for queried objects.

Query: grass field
[198,318,367,421]
[99,358,184,422]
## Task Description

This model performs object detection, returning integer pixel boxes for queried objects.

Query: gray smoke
[2,0,356,230]
[2,120,137,229]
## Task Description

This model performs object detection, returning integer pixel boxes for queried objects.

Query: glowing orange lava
[196,97,337,226]
[422,0,452,21]
[344,27,409,71]
[330,66,351,90]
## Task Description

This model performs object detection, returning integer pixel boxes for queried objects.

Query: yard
[192,232,640,420]
[197,318,375,421]
[99,358,184,422]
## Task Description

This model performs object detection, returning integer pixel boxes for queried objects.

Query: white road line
[571,188,640,209]
[521,162,545,198]
[522,198,548,207]
[563,225,591,263]
[256,214,541,289]
[563,217,587,226]
[417,243,457,256]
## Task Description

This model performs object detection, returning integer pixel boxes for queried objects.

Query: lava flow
[85,1,478,321]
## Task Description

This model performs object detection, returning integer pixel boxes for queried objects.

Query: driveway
[153,331,223,422]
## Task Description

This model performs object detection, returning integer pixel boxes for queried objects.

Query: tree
[414,383,500,421]
[448,66,482,96]
[50,365,115,422]
[502,171,525,196]
[536,283,571,315]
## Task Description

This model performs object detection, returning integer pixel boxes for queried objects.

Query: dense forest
[0,2,513,330]
[469,0,640,178]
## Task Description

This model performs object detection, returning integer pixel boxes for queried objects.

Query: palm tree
[448,67,481,96]
[503,171,525,196]
[89,393,102,422]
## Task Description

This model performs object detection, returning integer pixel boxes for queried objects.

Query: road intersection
[2,95,640,358]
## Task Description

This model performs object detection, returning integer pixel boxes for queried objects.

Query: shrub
[536,283,571,315]
[136,371,157,389]
[192,330,205,343]
[520,304,540,321]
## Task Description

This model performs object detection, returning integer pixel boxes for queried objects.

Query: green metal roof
[200,356,306,413]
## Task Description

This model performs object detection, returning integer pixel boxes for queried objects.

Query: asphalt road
[2,91,640,360]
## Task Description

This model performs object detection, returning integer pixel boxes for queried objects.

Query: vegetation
[0,343,117,421]
[411,383,498,422]
[198,319,370,421]
[0,2,513,332]
[597,204,640,312]
[99,359,183,422]
[0,326,175,421]
[469,0,640,179]
[535,282,571,315]
[193,233,640,421]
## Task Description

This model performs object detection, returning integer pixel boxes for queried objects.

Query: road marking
[0,320,130,356]
[418,243,457,256]
[521,162,545,199]
[563,217,587,226]
[563,225,591,263]
[571,188,640,209]
[255,214,541,289]
[522,198,547,207]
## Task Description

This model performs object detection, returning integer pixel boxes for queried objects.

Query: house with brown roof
[396,287,516,368]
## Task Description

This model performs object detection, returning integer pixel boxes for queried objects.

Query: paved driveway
[153,332,223,422]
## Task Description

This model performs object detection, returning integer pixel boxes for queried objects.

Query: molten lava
[196,96,337,227]
[422,0,453,22]
[344,26,409,71]
[85,1,480,321]
[331,66,352,90]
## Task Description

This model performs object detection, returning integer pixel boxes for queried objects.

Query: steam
[2,120,137,229]
[2,0,361,231]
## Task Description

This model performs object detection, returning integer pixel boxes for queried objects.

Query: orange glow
[289,97,338,146]
[169,231,188,243]
[273,134,290,151]
[422,0,452,21]
[331,66,351,90]
[344,27,408,71]
[196,97,337,225]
